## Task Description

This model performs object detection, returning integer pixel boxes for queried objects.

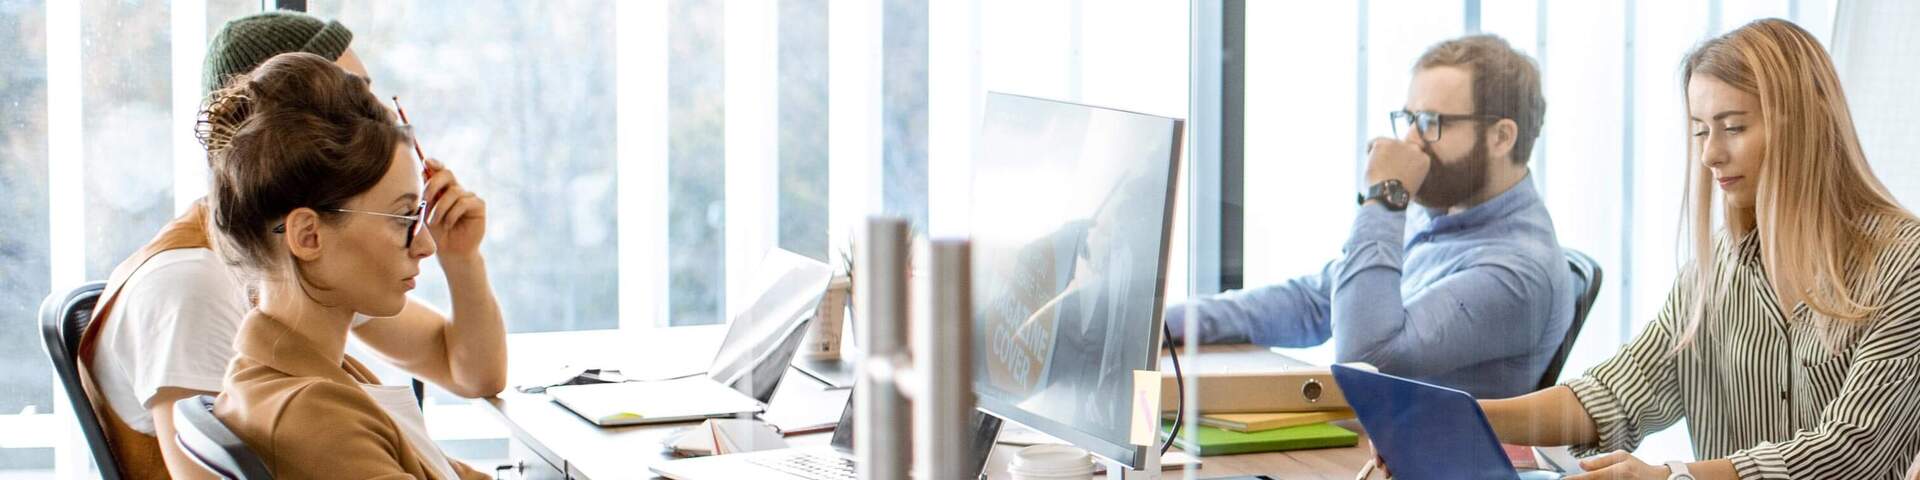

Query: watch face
[1363,180,1410,210]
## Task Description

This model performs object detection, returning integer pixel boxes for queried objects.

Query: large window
[777,0,831,262]
[0,0,54,474]
[1,0,254,474]
[305,1,622,333]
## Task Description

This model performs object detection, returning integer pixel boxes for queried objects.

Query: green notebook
[1158,420,1359,456]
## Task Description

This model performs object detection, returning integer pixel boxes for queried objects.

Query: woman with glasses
[75,11,507,479]
[199,52,496,479]
[1471,18,1920,479]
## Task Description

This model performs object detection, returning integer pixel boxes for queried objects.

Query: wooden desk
[480,328,1371,479]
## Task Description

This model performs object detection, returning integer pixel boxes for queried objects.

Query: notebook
[1157,420,1359,456]
[548,379,767,426]
[1186,409,1356,432]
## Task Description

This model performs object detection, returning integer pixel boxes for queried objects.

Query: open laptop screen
[707,248,834,402]
[826,388,1002,475]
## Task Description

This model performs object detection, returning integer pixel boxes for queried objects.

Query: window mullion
[724,0,781,318]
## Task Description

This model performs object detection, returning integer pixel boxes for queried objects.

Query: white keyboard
[748,452,856,480]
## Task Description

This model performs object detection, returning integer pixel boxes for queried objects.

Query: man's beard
[1413,132,1491,209]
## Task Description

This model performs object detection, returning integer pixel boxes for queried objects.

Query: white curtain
[1831,0,1920,208]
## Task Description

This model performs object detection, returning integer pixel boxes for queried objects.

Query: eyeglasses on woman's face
[272,201,427,248]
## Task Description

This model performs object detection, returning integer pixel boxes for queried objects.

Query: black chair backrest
[1538,250,1604,391]
[38,281,119,480]
[173,395,273,480]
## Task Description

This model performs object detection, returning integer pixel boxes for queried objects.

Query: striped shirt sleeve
[1726,288,1920,479]
[1562,277,1691,456]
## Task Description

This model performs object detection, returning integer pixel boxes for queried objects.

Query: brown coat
[213,311,489,480]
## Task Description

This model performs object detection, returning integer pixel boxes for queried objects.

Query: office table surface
[481,327,1373,479]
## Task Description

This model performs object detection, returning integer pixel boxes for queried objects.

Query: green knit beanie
[202,11,354,93]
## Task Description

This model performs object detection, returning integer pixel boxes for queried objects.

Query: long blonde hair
[1675,18,1910,348]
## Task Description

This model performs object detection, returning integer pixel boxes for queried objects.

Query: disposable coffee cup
[1008,444,1095,480]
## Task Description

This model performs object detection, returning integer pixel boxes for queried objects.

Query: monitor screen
[969,92,1183,470]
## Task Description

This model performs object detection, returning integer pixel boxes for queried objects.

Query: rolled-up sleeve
[1565,280,1689,456]
[1569,266,1920,479]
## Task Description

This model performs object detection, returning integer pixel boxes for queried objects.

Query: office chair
[1537,249,1603,391]
[174,395,273,480]
[38,281,121,480]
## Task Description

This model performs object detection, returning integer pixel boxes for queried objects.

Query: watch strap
[1665,461,1693,480]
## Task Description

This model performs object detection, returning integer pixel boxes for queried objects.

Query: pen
[391,96,429,170]
[1355,459,1377,480]
[391,96,441,219]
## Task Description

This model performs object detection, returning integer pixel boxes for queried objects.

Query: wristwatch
[1358,179,1410,211]
[1665,461,1694,480]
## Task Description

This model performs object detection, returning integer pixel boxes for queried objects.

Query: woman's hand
[1566,451,1669,480]
[422,158,487,259]
[1364,439,1391,479]
[1905,450,1920,480]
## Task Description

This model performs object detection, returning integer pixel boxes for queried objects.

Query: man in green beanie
[201,10,363,92]
[80,10,509,479]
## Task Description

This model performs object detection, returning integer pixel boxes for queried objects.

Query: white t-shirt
[92,248,374,434]
[363,384,462,480]
[92,248,249,434]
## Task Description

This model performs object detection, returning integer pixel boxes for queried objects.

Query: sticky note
[1130,370,1162,446]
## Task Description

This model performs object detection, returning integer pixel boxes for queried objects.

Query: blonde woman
[1468,18,1920,480]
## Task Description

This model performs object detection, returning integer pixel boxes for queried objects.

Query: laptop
[1330,364,1566,480]
[793,353,857,389]
[651,387,1002,480]
[548,248,834,426]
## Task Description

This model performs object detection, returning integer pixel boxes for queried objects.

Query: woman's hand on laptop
[1566,450,1665,479]
[1907,450,1920,480]
[1360,440,1389,479]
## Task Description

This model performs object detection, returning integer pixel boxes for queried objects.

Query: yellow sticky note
[1130,370,1162,446]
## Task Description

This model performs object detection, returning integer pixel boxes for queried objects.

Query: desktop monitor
[969,92,1184,470]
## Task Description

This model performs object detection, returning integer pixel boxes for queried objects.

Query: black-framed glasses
[1390,109,1503,143]
[271,201,428,248]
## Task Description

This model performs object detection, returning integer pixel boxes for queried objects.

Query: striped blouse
[1565,214,1920,479]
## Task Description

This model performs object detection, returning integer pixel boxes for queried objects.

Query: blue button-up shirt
[1168,174,1575,399]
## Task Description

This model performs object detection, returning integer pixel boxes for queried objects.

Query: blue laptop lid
[1331,364,1518,480]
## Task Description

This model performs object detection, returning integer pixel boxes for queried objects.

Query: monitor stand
[1102,449,1161,479]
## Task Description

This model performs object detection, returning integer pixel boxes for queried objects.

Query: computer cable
[1160,322,1183,456]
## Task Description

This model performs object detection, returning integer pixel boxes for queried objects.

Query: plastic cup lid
[1009,444,1094,474]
